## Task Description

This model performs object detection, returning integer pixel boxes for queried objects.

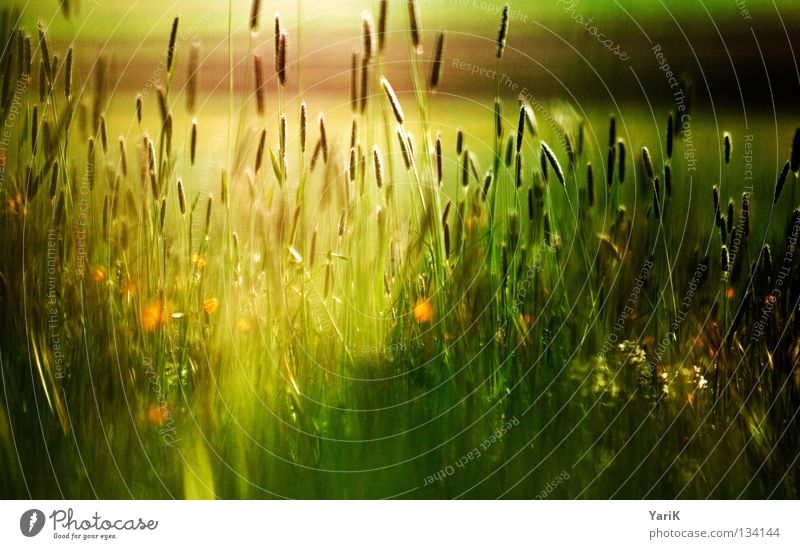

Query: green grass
[1,1,799,499]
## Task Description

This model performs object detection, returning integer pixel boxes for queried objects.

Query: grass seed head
[373,145,384,188]
[166,16,179,75]
[362,12,374,62]
[666,112,673,159]
[381,77,405,125]
[435,134,443,185]
[177,178,186,215]
[641,146,654,179]
[254,53,266,116]
[723,131,731,164]
[378,0,387,52]
[408,0,422,54]
[773,160,790,204]
[429,32,445,90]
[541,141,565,186]
[255,128,266,173]
[250,0,261,31]
[496,5,509,60]
[64,46,73,100]
[300,101,307,153]
[186,39,200,114]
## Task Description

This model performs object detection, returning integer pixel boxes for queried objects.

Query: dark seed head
[496,5,509,60]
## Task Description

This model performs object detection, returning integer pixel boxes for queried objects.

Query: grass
[0,1,799,499]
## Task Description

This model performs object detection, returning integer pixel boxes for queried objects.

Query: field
[1,0,800,499]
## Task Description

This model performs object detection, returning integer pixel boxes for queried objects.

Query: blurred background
[24,0,800,107]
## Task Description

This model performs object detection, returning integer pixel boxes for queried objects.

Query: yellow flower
[203,298,219,315]
[413,298,434,324]
[141,302,165,331]
[192,253,207,268]
[237,318,252,332]
[92,267,107,282]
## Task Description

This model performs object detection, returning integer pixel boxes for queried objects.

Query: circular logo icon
[20,509,45,537]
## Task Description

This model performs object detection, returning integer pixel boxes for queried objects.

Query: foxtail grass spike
[362,12,374,62]
[397,127,411,170]
[723,132,731,165]
[408,0,422,54]
[608,115,616,148]
[99,114,108,153]
[350,51,358,111]
[374,146,384,188]
[435,134,443,185]
[186,39,200,114]
[516,103,525,154]
[381,77,404,125]
[255,128,266,173]
[250,0,261,31]
[482,171,492,199]
[349,148,357,183]
[64,47,73,100]
[461,148,470,187]
[774,160,790,204]
[791,127,800,175]
[159,197,167,233]
[504,135,514,167]
[136,94,142,124]
[319,114,328,163]
[177,178,186,215]
[49,162,59,199]
[359,54,368,114]
[300,102,307,153]
[37,22,52,80]
[456,129,463,155]
[666,113,673,159]
[166,17,179,75]
[664,162,672,197]
[540,147,548,183]
[641,146,654,179]
[541,142,565,187]
[617,139,626,183]
[378,0,387,52]
[496,5,509,60]
[253,53,264,116]
[429,32,444,90]
[190,119,197,165]
[587,163,594,207]
[276,33,287,86]
[494,99,502,138]
[119,137,127,176]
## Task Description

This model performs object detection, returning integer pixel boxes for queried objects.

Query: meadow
[1,0,799,499]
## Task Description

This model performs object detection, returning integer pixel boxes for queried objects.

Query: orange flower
[203,298,219,315]
[192,253,207,268]
[147,403,170,425]
[92,267,107,282]
[141,302,165,330]
[726,287,735,300]
[413,298,434,324]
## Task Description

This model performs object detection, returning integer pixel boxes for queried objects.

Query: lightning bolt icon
[28,510,39,533]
